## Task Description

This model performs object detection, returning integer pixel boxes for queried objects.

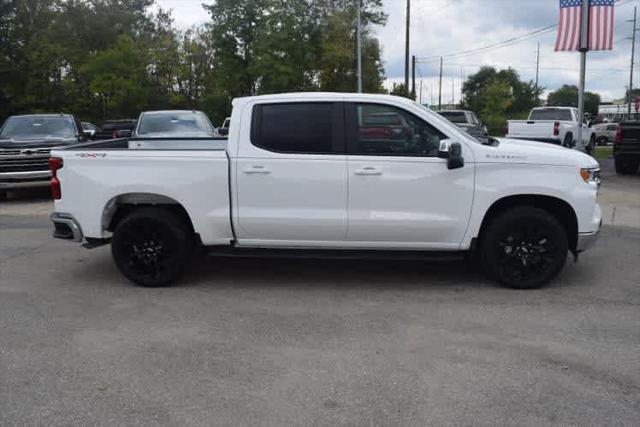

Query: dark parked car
[92,119,137,140]
[0,114,89,199]
[614,121,640,174]
[438,110,489,140]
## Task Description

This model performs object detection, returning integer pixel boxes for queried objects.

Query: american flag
[555,0,614,52]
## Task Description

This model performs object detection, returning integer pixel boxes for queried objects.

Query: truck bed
[51,137,233,245]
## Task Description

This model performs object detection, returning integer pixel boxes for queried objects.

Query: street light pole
[404,0,410,96]
[356,0,362,93]
[628,6,637,118]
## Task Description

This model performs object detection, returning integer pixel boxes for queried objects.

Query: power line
[416,0,636,63]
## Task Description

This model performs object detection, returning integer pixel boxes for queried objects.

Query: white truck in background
[506,107,596,153]
[49,93,601,289]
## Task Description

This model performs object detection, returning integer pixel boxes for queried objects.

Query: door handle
[242,165,271,174]
[354,167,382,176]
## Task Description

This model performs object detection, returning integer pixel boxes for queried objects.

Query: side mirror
[116,129,132,138]
[438,140,464,169]
[81,130,93,140]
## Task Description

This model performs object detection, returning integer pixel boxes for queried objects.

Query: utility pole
[628,6,637,118]
[451,78,455,106]
[404,0,410,96]
[419,79,423,105]
[460,67,464,106]
[438,56,443,111]
[356,0,362,93]
[411,55,416,99]
[535,41,540,95]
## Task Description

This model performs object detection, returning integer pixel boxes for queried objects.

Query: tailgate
[508,121,555,138]
[621,123,640,144]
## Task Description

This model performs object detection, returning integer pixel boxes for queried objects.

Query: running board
[205,246,465,261]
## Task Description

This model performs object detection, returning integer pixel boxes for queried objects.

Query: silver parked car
[593,123,617,145]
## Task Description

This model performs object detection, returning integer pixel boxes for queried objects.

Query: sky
[155,0,640,103]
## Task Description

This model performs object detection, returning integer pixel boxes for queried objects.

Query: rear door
[234,101,348,244]
[345,102,475,249]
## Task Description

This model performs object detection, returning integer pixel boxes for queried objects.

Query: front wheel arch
[477,195,578,253]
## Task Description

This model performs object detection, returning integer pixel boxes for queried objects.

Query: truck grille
[0,149,51,173]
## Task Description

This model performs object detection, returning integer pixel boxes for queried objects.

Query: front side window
[251,103,335,154]
[351,103,446,157]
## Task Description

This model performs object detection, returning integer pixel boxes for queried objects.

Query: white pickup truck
[506,107,596,153]
[49,93,602,289]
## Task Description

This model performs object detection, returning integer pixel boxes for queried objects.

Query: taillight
[112,130,117,139]
[49,157,63,200]
[553,121,560,136]
[615,124,623,144]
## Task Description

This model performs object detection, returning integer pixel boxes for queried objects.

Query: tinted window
[0,116,76,140]
[252,103,334,153]
[529,108,573,121]
[352,104,446,157]
[438,111,467,123]
[103,121,136,131]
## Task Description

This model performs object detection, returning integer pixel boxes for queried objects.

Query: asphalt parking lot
[1,159,639,425]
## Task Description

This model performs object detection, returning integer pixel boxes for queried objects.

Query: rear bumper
[0,170,50,190]
[50,212,83,242]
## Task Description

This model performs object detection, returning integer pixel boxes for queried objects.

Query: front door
[345,102,475,249]
[234,101,347,245]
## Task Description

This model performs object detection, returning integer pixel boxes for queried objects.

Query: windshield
[0,116,76,140]
[137,112,214,136]
[438,112,467,124]
[529,108,573,121]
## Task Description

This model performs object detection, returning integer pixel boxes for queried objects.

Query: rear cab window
[250,102,343,154]
[529,108,573,121]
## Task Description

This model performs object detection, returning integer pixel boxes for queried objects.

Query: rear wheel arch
[102,193,196,236]
[477,195,579,253]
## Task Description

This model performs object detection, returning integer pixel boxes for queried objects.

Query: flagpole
[577,0,590,150]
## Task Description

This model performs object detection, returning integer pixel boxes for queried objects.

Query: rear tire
[615,156,639,174]
[480,207,568,289]
[562,134,573,148]
[111,208,194,286]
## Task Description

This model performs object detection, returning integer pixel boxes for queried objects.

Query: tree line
[0,0,387,126]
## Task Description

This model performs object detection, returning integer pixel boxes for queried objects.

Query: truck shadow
[182,256,492,290]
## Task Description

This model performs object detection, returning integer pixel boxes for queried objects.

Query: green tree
[547,84,601,116]
[82,36,152,118]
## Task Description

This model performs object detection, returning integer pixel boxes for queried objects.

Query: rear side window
[251,103,335,154]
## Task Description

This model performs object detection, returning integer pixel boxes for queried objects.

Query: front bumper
[50,213,84,242]
[0,170,51,190]
[576,227,601,252]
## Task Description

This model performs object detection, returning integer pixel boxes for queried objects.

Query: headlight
[580,167,601,185]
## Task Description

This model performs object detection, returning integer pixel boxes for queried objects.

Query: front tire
[111,208,194,286]
[480,207,568,289]
[596,136,608,146]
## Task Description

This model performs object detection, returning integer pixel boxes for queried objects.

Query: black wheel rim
[496,220,559,284]
[117,219,178,281]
